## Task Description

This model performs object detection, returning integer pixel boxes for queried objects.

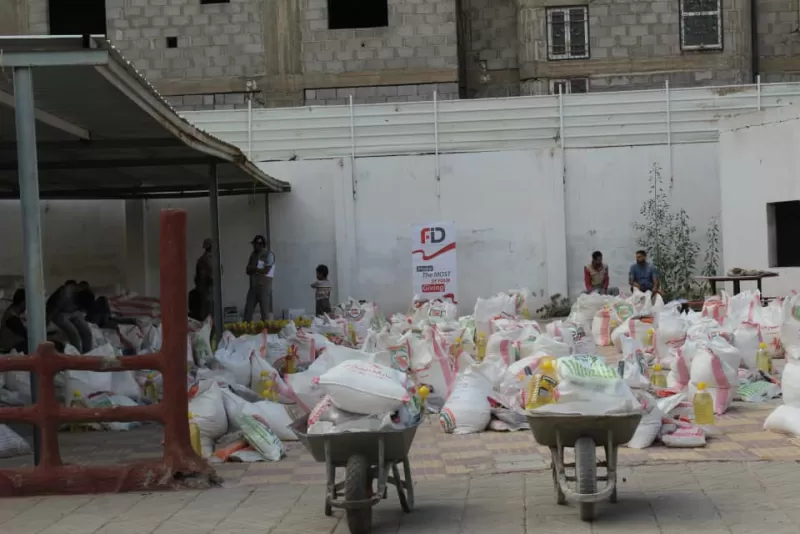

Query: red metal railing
[0,209,213,496]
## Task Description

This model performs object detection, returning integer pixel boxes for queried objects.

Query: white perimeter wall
[719,104,800,296]
[0,144,721,315]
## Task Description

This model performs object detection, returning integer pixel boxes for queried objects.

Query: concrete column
[516,0,547,93]
[263,0,304,106]
[124,199,150,296]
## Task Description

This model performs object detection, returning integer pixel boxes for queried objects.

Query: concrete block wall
[516,0,751,94]
[460,0,520,98]
[300,0,458,74]
[106,0,265,83]
[165,91,256,111]
[304,82,459,105]
[757,0,800,83]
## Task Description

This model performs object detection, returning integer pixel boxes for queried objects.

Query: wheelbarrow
[526,412,641,522]
[290,415,421,534]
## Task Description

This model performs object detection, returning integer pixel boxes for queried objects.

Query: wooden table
[694,272,779,296]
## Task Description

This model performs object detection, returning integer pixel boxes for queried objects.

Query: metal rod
[208,162,224,344]
[558,85,565,151]
[13,66,44,466]
[263,193,272,317]
[757,74,762,111]
[433,90,441,213]
[665,80,673,183]
[247,97,253,158]
[349,95,356,201]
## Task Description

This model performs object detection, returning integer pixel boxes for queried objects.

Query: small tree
[633,164,716,301]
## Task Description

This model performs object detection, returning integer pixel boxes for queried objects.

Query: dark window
[546,7,589,60]
[49,0,106,36]
[551,78,589,95]
[166,36,178,48]
[767,201,800,267]
[201,0,230,4]
[680,0,722,50]
[328,0,389,30]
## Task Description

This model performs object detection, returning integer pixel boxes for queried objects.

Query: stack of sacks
[411,298,458,326]
[701,292,729,324]
[723,290,783,369]
[474,293,517,338]
[684,337,741,414]
[589,297,636,347]
[764,293,800,436]
[508,288,535,320]
[529,354,641,416]
[568,292,611,334]
[652,302,688,368]
[307,359,421,434]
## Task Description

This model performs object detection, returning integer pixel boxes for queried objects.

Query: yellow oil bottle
[476,333,487,361]
[255,370,276,401]
[418,385,430,412]
[525,359,558,410]
[69,390,87,433]
[143,372,159,402]
[756,342,773,374]
[450,336,463,358]
[645,328,655,347]
[693,382,715,426]
[522,307,531,320]
[650,363,667,388]
[188,411,203,457]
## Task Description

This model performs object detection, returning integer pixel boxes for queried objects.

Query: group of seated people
[0,280,114,354]
[583,249,660,296]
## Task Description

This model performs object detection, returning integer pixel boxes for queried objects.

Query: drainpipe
[751,0,759,82]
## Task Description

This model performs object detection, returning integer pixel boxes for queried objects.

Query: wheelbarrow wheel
[575,437,597,522]
[345,455,373,534]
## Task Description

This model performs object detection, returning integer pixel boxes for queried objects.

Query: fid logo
[420,226,446,244]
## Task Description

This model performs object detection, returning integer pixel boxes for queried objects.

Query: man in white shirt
[243,235,275,322]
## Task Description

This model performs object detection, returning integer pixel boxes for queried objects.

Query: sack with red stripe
[591,306,619,346]
[689,338,740,414]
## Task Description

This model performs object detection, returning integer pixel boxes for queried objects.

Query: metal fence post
[13,65,45,466]
[665,80,673,183]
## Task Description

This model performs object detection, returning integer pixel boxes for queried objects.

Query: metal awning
[0,36,290,198]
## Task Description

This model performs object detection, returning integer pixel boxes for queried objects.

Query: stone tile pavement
[2,461,800,533]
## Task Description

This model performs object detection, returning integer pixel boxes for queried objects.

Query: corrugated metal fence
[182,82,800,162]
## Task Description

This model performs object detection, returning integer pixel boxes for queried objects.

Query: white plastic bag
[782,360,800,407]
[782,294,800,361]
[732,321,761,370]
[0,424,31,458]
[236,412,285,461]
[654,312,687,361]
[626,391,662,449]
[242,401,297,441]
[618,337,650,389]
[591,307,619,347]
[485,327,538,367]
[532,335,571,358]
[318,360,409,415]
[764,405,800,436]
[689,340,740,414]
[189,381,228,439]
[439,369,493,434]
[474,293,517,337]
[409,328,457,404]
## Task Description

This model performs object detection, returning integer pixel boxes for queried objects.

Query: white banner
[411,221,457,302]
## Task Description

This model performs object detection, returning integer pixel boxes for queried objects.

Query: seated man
[629,250,660,294]
[583,251,619,295]
[0,289,27,353]
[47,280,93,353]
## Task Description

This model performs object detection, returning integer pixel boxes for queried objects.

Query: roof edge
[92,39,290,193]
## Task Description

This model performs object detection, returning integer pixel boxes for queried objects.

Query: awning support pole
[13,65,45,465]
[209,162,223,343]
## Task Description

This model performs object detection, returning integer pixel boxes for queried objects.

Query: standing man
[629,250,660,294]
[243,235,274,322]
[190,238,213,321]
[584,251,619,295]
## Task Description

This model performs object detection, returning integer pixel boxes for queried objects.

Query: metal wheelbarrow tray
[290,415,421,534]
[526,412,642,523]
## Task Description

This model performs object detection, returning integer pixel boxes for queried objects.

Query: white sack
[318,360,409,415]
[439,369,493,434]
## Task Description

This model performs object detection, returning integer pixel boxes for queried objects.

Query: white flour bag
[318,360,409,415]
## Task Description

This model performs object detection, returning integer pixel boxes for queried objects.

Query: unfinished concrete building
[2,0,800,108]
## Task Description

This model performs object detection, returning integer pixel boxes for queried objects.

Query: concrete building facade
[3,0,800,107]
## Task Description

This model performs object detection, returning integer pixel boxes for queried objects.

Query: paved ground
[2,461,800,533]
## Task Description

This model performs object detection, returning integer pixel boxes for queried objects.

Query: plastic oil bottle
[525,359,558,410]
[693,382,715,426]
[476,333,487,361]
[650,363,667,388]
[255,370,276,401]
[756,342,773,374]
[645,328,655,347]
[69,390,87,433]
[188,412,203,457]
[143,372,159,403]
[418,385,431,413]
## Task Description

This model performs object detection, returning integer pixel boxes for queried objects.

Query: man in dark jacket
[47,280,92,353]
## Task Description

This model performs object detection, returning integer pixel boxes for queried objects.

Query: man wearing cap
[243,235,275,322]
